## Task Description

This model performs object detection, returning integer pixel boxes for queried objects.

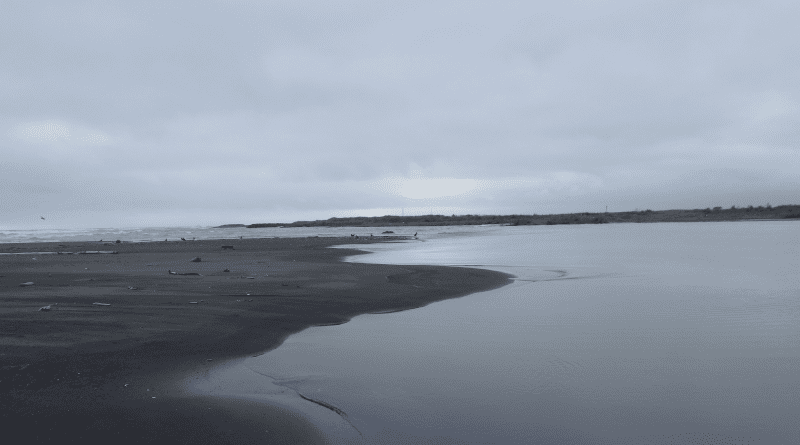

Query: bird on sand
[181,237,186,241]
[40,216,45,220]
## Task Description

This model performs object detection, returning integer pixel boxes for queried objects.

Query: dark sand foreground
[0,237,511,444]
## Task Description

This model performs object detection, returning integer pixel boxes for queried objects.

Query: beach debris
[93,302,111,306]
[246,276,255,279]
[221,245,234,250]
[189,301,198,304]
[39,305,52,312]
[168,270,201,276]
[382,230,394,234]
[206,359,213,362]
[223,268,230,272]
[127,286,138,290]
[190,257,202,262]
[115,240,121,244]
[19,282,34,287]
[75,251,118,254]
[124,383,129,387]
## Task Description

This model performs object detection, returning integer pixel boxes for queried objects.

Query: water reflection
[244,222,799,444]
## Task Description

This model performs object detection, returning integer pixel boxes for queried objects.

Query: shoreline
[0,237,512,444]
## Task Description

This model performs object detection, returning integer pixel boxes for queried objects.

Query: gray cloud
[1,0,798,227]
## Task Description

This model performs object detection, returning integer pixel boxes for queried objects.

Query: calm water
[231,222,800,444]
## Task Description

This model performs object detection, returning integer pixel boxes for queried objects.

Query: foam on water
[0,225,454,244]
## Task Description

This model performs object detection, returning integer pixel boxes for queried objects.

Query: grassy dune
[246,204,800,228]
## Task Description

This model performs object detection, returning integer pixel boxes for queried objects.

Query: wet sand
[0,237,511,444]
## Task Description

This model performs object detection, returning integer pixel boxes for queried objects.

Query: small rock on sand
[190,257,201,262]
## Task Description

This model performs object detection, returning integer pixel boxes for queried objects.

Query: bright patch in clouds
[11,121,70,143]
[372,176,484,200]
[10,120,112,146]
[398,178,480,199]
[371,173,602,202]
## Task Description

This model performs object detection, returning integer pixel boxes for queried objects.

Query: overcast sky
[2,0,798,228]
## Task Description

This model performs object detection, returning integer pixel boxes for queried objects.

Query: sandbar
[0,237,511,444]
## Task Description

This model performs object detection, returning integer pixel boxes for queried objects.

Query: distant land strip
[225,204,800,229]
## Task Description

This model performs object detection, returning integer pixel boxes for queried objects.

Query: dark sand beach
[0,237,511,444]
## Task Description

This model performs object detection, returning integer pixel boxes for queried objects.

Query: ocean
[0,225,431,244]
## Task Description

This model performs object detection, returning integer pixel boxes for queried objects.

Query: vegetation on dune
[245,204,800,228]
